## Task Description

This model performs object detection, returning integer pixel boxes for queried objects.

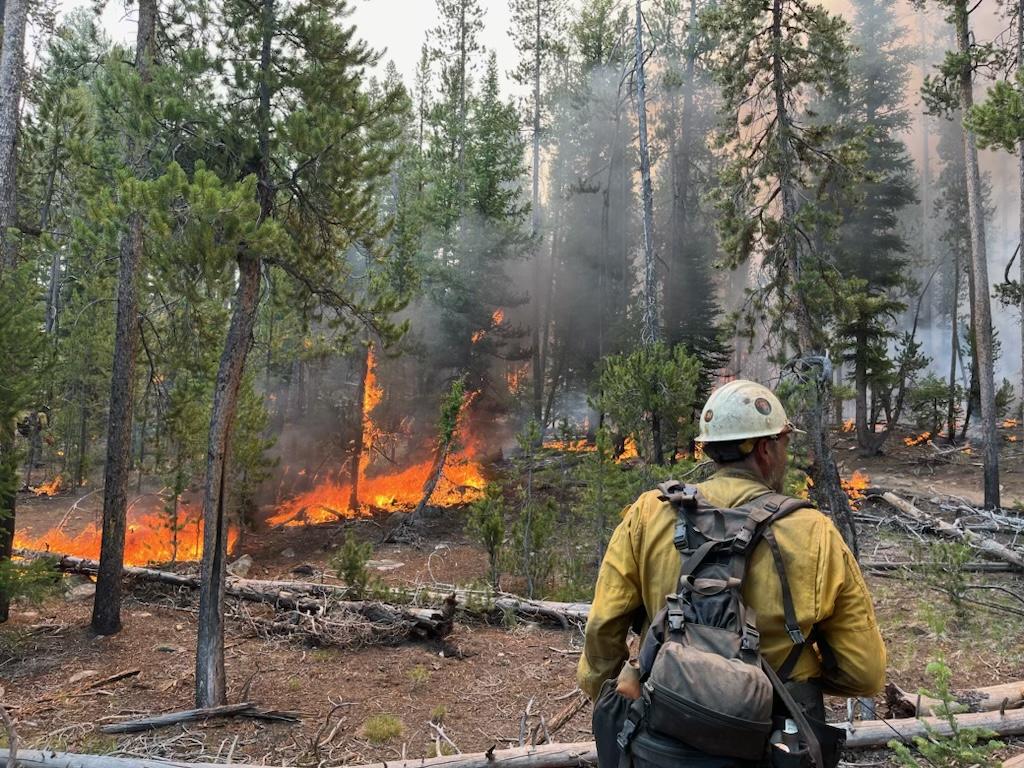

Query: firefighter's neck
[722,442,783,493]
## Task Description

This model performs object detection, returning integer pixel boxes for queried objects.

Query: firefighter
[579,379,885,715]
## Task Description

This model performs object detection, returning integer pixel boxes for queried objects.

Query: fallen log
[873,493,1024,570]
[100,702,299,734]
[861,560,1017,573]
[886,681,1024,717]
[5,708,1024,768]
[841,706,1024,748]
[18,549,583,629]
[18,550,453,641]
[402,585,590,626]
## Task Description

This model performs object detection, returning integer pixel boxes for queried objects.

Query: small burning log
[841,418,855,433]
[841,470,870,503]
[904,431,932,447]
[29,475,63,497]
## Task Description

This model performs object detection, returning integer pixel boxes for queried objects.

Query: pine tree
[649,0,731,406]
[91,0,157,637]
[967,0,1024,442]
[705,0,860,551]
[509,0,565,426]
[0,0,31,619]
[822,0,920,454]
[194,0,408,706]
[919,0,1000,508]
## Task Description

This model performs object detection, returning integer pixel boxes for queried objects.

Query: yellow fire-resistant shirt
[577,468,886,701]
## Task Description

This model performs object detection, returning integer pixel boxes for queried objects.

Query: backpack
[607,481,845,768]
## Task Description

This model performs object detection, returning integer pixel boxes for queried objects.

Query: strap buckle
[741,624,760,652]
[673,519,688,552]
[788,626,806,645]
[616,717,638,751]
[732,526,753,551]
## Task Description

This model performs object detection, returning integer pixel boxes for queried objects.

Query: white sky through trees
[54,0,524,95]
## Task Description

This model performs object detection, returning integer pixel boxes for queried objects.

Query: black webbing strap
[680,539,718,578]
[615,697,647,768]
[761,658,826,768]
[762,528,805,645]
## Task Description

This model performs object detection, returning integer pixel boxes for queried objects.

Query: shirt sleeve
[577,502,645,700]
[813,518,887,697]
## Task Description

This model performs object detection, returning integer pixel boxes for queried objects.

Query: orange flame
[904,432,931,447]
[543,439,595,453]
[841,419,855,433]
[31,476,63,497]
[268,361,487,527]
[841,470,870,502]
[14,502,237,566]
[357,345,384,484]
[506,364,528,394]
[1002,418,1019,429]
[470,309,505,345]
[617,437,639,462]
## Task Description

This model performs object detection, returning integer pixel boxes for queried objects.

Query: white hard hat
[697,379,804,443]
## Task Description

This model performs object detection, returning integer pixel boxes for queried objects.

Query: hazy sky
[54,1,524,93]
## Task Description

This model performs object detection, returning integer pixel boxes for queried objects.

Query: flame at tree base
[267,452,487,527]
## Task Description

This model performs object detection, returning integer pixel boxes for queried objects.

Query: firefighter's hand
[615,662,641,700]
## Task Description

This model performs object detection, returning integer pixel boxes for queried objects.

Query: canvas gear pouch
[641,610,774,758]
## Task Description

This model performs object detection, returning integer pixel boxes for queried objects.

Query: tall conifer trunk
[0,0,26,268]
[770,0,857,554]
[529,0,544,427]
[1018,0,1024,443]
[0,0,28,621]
[92,0,157,636]
[953,0,999,508]
[195,0,275,707]
[635,0,658,350]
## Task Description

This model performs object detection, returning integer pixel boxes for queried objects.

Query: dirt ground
[3,430,1024,765]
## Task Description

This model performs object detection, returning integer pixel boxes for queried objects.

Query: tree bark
[948,251,960,441]
[92,0,158,636]
[529,0,544,426]
[195,0,274,707]
[195,254,262,707]
[770,0,857,555]
[954,0,999,508]
[634,0,658,348]
[1018,0,1024,444]
[0,0,27,268]
[0,0,28,623]
[348,342,368,512]
[885,681,1024,717]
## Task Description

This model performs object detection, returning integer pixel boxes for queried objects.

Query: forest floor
[3,427,1024,766]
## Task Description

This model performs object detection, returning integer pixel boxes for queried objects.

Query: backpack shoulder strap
[740,492,816,679]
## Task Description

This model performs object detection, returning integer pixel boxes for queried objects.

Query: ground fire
[904,432,931,447]
[267,347,487,527]
[14,502,237,566]
[841,470,870,502]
